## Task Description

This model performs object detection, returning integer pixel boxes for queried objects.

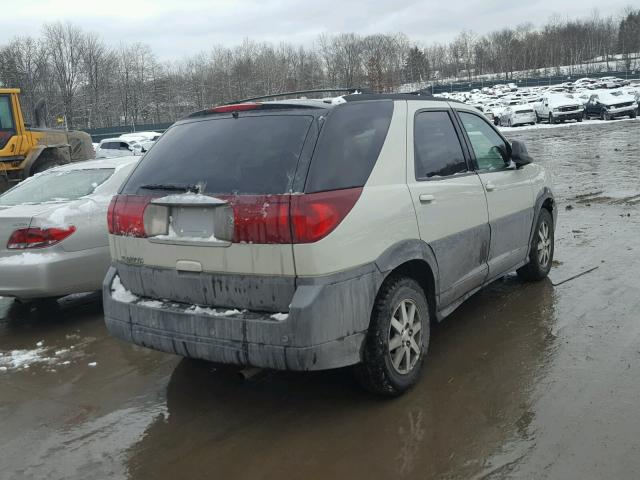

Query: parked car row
[94,131,161,158]
[437,79,640,127]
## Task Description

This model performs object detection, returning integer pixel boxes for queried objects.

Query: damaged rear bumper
[103,265,382,371]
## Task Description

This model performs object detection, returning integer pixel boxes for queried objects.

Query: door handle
[485,182,496,192]
[419,194,435,203]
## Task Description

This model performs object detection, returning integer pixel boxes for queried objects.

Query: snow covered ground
[0,338,98,373]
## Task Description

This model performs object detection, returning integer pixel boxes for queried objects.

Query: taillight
[106,189,361,244]
[107,194,152,237]
[228,195,292,244]
[7,226,77,249]
[291,188,362,243]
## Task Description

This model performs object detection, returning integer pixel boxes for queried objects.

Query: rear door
[110,110,319,311]
[406,103,490,308]
[455,110,536,279]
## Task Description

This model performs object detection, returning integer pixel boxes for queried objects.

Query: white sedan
[0,157,139,302]
[95,138,145,159]
[499,105,537,127]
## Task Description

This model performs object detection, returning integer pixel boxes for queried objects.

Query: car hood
[599,96,635,106]
[548,100,582,108]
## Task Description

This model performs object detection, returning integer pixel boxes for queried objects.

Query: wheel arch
[528,187,556,253]
[375,239,440,322]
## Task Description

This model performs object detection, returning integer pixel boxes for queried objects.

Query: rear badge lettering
[121,256,144,266]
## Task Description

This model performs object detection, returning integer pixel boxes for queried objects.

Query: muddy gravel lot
[1,119,640,479]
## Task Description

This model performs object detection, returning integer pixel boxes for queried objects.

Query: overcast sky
[4,0,634,61]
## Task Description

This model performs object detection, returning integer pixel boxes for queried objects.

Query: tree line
[0,9,638,130]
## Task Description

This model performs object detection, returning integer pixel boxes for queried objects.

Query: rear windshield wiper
[139,183,198,192]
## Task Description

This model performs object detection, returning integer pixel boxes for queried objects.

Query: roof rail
[224,87,371,105]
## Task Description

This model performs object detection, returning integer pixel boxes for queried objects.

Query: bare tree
[43,22,85,128]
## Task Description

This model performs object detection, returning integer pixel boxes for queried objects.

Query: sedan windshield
[0,169,115,206]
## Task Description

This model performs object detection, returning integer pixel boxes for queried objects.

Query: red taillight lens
[225,188,361,244]
[208,103,261,114]
[291,188,362,243]
[107,194,151,237]
[7,226,77,249]
[227,195,292,244]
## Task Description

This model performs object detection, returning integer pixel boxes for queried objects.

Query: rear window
[101,142,127,150]
[305,101,393,193]
[0,169,114,206]
[122,115,313,195]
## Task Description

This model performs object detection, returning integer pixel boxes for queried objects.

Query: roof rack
[225,87,371,105]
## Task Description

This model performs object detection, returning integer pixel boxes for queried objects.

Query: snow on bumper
[103,266,381,371]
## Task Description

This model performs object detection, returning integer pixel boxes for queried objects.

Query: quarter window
[458,112,508,171]
[413,111,467,179]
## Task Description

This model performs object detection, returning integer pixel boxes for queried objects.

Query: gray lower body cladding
[103,264,382,370]
[115,261,295,312]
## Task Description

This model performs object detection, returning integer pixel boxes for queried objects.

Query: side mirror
[510,140,533,168]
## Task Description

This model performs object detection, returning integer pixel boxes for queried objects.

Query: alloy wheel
[537,220,551,267]
[388,299,422,374]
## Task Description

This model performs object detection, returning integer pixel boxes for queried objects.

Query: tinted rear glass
[414,111,467,179]
[305,101,393,193]
[122,115,313,195]
[0,169,114,206]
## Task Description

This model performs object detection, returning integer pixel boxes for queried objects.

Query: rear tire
[355,276,430,396]
[630,110,637,119]
[517,209,554,282]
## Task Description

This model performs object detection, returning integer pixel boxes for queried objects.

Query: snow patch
[187,305,242,317]
[137,299,164,308]
[0,253,56,266]
[43,201,94,227]
[0,347,52,370]
[270,312,289,321]
[111,275,138,303]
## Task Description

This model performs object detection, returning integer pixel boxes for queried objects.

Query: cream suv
[104,94,556,395]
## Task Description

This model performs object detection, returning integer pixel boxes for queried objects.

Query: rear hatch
[109,105,321,312]
[109,100,392,312]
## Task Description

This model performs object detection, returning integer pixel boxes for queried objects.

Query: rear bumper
[0,247,109,299]
[103,265,382,370]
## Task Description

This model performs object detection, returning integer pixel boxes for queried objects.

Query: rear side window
[122,115,313,195]
[414,111,467,179]
[305,101,393,193]
[0,169,114,206]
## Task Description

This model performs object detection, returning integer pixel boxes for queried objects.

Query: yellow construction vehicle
[0,88,94,192]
